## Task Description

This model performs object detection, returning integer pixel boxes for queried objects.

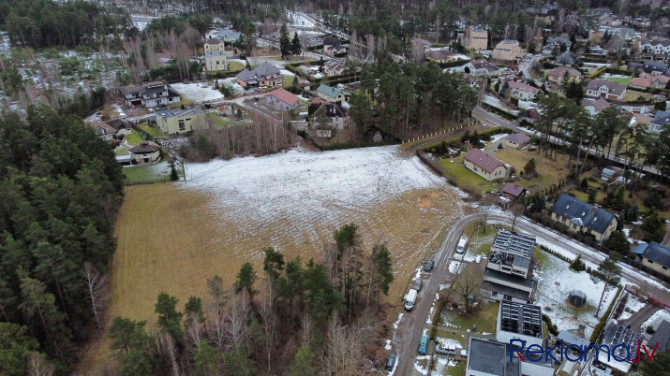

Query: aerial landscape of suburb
[3,0,670,375]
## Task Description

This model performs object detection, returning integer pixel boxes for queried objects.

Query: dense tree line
[0,107,124,374]
[2,0,131,49]
[349,51,476,140]
[109,223,394,375]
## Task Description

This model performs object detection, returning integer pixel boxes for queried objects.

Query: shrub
[542,314,559,336]
[590,286,622,343]
[646,326,656,335]
[569,254,586,272]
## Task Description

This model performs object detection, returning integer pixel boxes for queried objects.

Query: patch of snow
[451,54,471,61]
[618,296,646,321]
[642,308,670,331]
[426,307,434,325]
[171,82,224,103]
[436,337,462,347]
[448,261,463,274]
[490,133,510,143]
[385,339,392,350]
[393,313,403,329]
[414,361,429,375]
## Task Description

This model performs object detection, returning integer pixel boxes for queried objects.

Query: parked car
[411,278,422,291]
[385,354,397,371]
[404,289,418,311]
[424,259,435,272]
[418,335,429,355]
[435,342,461,356]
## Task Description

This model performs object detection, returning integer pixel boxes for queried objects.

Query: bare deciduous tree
[83,261,106,329]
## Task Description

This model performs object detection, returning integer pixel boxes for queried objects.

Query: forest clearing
[84,146,468,368]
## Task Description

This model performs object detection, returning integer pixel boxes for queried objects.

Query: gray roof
[603,322,642,361]
[649,320,670,352]
[558,330,590,347]
[586,79,626,95]
[253,62,281,76]
[323,36,341,49]
[130,141,160,154]
[652,114,670,126]
[482,280,533,301]
[640,242,670,268]
[205,38,222,45]
[205,51,225,58]
[555,51,578,65]
[551,194,616,235]
[505,133,530,145]
[499,301,543,338]
[467,338,520,376]
[490,229,535,269]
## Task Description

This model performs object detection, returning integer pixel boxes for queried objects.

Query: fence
[401,126,465,144]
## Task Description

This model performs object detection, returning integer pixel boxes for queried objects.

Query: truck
[456,235,468,254]
[404,289,418,311]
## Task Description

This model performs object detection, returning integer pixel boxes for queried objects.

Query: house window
[179,120,185,131]
[648,260,654,264]
[663,266,668,270]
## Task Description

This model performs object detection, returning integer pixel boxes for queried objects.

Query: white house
[204,51,228,72]
[506,81,539,101]
[585,79,626,101]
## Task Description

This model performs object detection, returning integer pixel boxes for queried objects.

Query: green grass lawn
[282,74,297,88]
[606,77,632,86]
[122,162,171,185]
[126,129,144,146]
[436,155,499,196]
[442,301,499,334]
[208,112,229,127]
[114,147,130,155]
[137,121,165,138]
[228,61,245,72]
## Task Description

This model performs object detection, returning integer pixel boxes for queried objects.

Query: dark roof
[555,51,578,66]
[130,141,160,154]
[602,322,642,361]
[490,229,535,270]
[586,79,626,95]
[464,149,504,173]
[499,301,543,338]
[502,183,525,197]
[649,320,670,352]
[482,280,533,301]
[253,62,281,76]
[323,36,341,49]
[467,338,520,376]
[105,118,130,131]
[557,330,590,347]
[505,133,531,145]
[205,38,223,45]
[640,242,670,268]
[551,194,617,235]
[651,114,670,126]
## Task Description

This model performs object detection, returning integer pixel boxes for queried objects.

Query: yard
[227,60,245,72]
[208,112,229,127]
[122,161,171,185]
[440,300,499,334]
[137,121,165,138]
[436,154,499,195]
[494,148,572,193]
[125,129,144,146]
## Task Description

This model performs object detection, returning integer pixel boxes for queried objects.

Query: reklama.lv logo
[510,339,659,363]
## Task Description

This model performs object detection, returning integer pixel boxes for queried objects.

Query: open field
[84,146,469,371]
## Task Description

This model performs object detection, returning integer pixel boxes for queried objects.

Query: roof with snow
[464,149,504,173]
[551,194,616,235]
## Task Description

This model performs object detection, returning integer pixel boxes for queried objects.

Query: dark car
[424,259,435,272]
[385,354,397,371]
[411,278,422,291]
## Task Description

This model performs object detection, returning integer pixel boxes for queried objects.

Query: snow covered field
[642,308,670,331]
[534,252,619,336]
[182,146,445,230]
[171,82,224,102]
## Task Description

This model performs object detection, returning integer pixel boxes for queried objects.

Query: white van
[456,235,468,254]
[404,289,418,311]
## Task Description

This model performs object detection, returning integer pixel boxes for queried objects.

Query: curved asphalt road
[392,211,670,376]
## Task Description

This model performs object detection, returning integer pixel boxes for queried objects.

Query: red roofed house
[266,88,299,111]
[502,182,526,198]
[628,73,670,90]
[502,133,531,149]
[506,81,539,101]
[463,149,507,181]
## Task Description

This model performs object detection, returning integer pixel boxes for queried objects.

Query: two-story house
[547,66,583,86]
[204,51,228,72]
[492,40,521,61]
[153,107,209,135]
[316,84,348,103]
[118,81,181,108]
[464,26,488,51]
[506,81,539,101]
[551,194,618,241]
[204,38,226,54]
[323,58,345,76]
[633,242,670,279]
[236,62,284,88]
[265,88,299,111]
[585,79,627,101]
[464,59,501,76]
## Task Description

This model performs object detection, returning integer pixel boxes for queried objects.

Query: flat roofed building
[496,301,543,347]
[488,229,535,279]
[466,338,520,376]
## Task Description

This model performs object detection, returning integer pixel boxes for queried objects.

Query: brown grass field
[80,179,468,371]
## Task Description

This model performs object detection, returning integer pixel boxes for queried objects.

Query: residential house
[640,39,670,55]
[628,61,670,76]
[649,112,670,134]
[581,98,611,116]
[236,62,283,88]
[153,107,208,135]
[598,322,642,374]
[548,66,583,86]
[89,120,119,141]
[118,81,181,108]
[550,194,618,241]
[204,51,228,72]
[506,81,539,101]
[426,49,451,63]
[587,45,608,56]
[106,118,132,138]
[266,88,299,111]
[464,26,488,51]
[463,149,507,181]
[466,338,521,376]
[545,36,572,51]
[483,229,537,303]
[496,301,543,347]
[411,38,431,62]
[648,321,670,352]
[492,40,521,61]
[555,51,578,66]
[323,58,345,76]
[464,59,500,76]
[628,72,669,90]
[323,36,345,56]
[316,102,348,130]
[502,133,531,149]
[585,79,627,101]
[130,141,161,164]
[316,83,347,103]
[502,182,525,199]
[632,242,670,278]
[204,38,226,54]
[217,28,241,43]
[630,112,655,133]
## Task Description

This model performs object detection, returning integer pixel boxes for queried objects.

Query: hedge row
[539,245,574,263]
[588,66,607,79]
[589,285,623,344]
[542,314,559,336]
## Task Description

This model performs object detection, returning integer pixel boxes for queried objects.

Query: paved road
[391,210,670,376]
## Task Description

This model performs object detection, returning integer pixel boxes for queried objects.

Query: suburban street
[392,210,670,376]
